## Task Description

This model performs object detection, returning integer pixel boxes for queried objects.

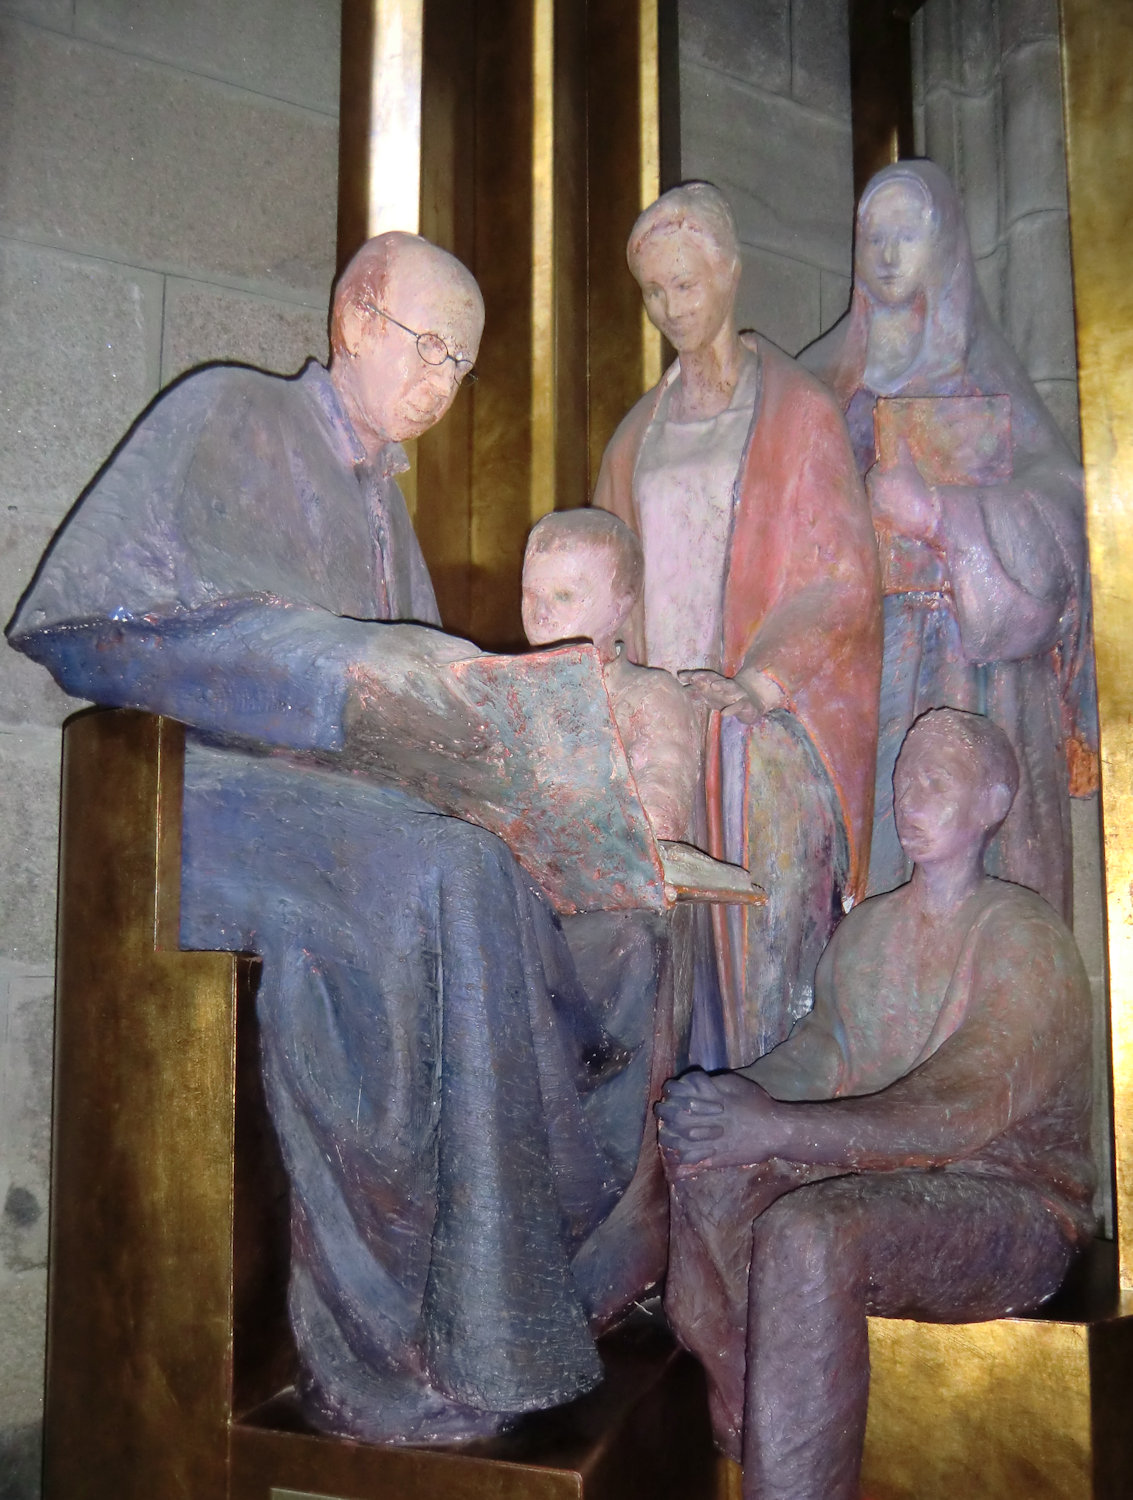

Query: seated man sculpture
[8,232,665,1444]
[658,707,1095,1500]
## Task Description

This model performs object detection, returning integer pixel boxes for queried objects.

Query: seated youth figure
[658,708,1094,1500]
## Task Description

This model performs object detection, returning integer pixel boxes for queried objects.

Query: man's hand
[678,667,784,724]
[867,437,942,542]
[656,1068,789,1177]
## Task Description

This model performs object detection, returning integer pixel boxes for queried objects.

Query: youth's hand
[677,668,784,724]
[657,1068,788,1177]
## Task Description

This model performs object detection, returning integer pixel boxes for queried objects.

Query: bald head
[329,232,483,455]
[331,233,483,365]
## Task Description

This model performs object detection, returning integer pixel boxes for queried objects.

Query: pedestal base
[229,1313,715,1500]
[862,1241,1133,1500]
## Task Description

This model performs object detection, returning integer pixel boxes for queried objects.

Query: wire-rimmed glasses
[363,303,477,383]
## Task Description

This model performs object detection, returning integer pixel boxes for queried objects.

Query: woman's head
[855,173,937,307]
[627,183,741,355]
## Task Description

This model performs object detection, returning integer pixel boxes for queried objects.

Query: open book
[343,641,763,916]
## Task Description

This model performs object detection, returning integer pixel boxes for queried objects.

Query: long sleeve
[15,600,373,751]
[939,467,1075,666]
[8,364,444,754]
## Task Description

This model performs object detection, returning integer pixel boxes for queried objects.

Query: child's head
[521,509,644,658]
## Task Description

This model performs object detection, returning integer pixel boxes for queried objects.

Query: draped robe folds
[594,336,882,1066]
[665,877,1096,1463]
[802,161,1098,916]
[7,360,674,1441]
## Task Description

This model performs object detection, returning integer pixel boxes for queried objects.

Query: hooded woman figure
[803,160,1096,915]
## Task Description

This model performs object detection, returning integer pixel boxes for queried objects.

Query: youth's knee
[752,1185,868,1293]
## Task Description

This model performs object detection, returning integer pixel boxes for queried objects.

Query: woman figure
[803,161,1096,914]
[594,183,881,1068]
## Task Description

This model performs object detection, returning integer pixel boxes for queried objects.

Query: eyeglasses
[363,303,477,383]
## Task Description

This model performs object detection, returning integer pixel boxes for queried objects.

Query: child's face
[522,541,625,648]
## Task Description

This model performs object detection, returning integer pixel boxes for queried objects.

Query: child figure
[522,508,701,843]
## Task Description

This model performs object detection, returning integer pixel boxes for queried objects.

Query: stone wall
[912,0,1080,452]
[677,0,855,354]
[0,2,339,1492]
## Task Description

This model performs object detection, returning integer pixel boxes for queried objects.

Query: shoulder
[751,334,848,427]
[608,654,685,707]
[594,376,669,518]
[159,361,284,411]
[603,376,667,460]
[975,878,1072,937]
[132,364,297,453]
[832,882,904,943]
[966,879,1088,1000]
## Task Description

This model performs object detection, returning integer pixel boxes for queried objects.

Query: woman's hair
[627,182,739,276]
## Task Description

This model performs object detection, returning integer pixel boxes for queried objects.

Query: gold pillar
[848,0,924,199]
[42,713,246,1500]
[1062,0,1133,1290]
[338,0,664,648]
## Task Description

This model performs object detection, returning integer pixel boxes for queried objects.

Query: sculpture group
[9,163,1097,1497]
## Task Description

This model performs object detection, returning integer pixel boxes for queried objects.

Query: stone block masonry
[0,4,340,1493]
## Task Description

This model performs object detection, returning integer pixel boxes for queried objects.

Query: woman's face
[857,181,936,307]
[632,229,737,354]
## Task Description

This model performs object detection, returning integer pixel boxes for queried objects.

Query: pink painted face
[521,543,627,649]
[893,732,993,866]
[857,181,936,307]
[349,263,482,446]
[632,229,737,354]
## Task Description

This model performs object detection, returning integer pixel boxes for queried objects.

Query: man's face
[521,542,624,648]
[352,263,482,444]
[857,182,935,307]
[632,230,737,354]
[893,732,992,866]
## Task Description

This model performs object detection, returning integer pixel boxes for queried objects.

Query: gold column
[848,0,924,199]
[338,0,426,513]
[1062,0,1133,1288]
[337,0,424,257]
[43,713,246,1500]
[340,0,664,647]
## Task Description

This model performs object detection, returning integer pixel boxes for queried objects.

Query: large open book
[343,641,763,916]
